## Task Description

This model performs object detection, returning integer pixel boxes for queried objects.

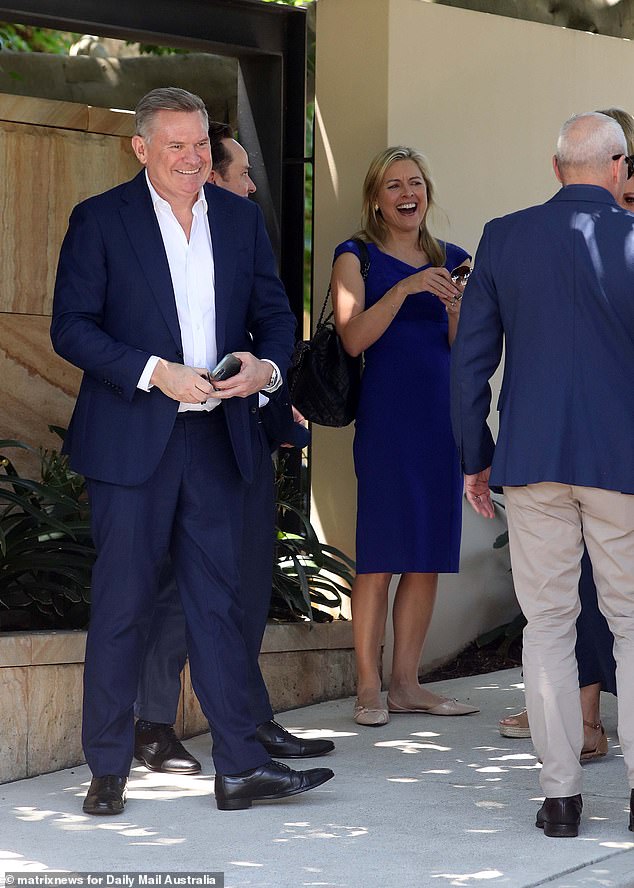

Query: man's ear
[552,155,563,184]
[131,135,147,165]
[611,154,624,186]
[208,169,217,184]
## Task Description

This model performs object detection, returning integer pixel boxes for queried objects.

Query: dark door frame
[0,0,307,328]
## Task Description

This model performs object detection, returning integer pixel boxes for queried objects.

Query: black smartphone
[208,353,242,382]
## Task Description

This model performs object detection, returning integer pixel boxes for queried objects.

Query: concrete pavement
[1,667,633,888]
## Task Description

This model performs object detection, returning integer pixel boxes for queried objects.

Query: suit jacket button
[250,406,257,414]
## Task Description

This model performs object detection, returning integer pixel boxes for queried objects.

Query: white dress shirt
[137,173,282,407]
[138,173,218,412]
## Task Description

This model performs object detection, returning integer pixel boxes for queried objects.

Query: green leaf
[0,439,39,453]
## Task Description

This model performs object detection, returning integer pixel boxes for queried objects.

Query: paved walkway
[1,668,633,888]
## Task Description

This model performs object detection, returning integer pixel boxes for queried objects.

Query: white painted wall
[312,0,634,671]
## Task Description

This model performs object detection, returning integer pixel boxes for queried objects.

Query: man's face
[132,110,212,207]
[211,139,256,197]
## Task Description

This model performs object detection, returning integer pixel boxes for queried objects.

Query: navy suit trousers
[83,409,270,777]
[135,421,276,727]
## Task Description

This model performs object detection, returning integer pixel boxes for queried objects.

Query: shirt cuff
[261,359,282,393]
[138,355,161,391]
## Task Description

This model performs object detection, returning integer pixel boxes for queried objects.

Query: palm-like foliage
[0,433,94,630]
[270,456,354,623]
[0,439,354,630]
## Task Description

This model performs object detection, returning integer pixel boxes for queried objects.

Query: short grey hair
[556,112,626,173]
[134,87,208,140]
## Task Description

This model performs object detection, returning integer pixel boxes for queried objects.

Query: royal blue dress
[334,239,469,574]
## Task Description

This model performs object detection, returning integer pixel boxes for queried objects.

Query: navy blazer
[51,173,296,485]
[451,184,634,494]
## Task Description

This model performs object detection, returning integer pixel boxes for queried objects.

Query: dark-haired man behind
[208,121,257,196]
[133,121,333,778]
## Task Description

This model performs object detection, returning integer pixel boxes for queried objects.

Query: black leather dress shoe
[83,775,127,816]
[134,721,201,774]
[215,760,334,810]
[629,789,634,832]
[256,720,335,758]
[536,794,582,837]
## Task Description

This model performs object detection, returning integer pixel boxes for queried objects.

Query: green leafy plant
[0,433,94,631]
[475,612,525,662]
[0,24,80,54]
[0,437,354,631]
[271,455,354,622]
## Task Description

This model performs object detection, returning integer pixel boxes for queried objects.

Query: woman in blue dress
[331,146,478,725]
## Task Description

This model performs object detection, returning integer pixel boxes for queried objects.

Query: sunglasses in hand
[449,264,471,304]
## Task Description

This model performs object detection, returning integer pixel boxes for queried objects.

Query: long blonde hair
[357,146,445,267]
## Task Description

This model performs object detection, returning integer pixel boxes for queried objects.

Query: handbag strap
[316,237,371,329]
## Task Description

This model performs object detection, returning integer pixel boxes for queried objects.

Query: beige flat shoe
[353,700,389,726]
[387,696,479,716]
[499,708,531,739]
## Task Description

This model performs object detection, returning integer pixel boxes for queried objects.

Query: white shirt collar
[144,169,208,214]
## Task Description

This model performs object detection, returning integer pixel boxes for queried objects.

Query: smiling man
[133,122,332,775]
[51,87,333,816]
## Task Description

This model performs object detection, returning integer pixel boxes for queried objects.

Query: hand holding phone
[207,353,242,385]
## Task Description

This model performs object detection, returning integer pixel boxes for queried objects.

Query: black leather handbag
[288,239,370,427]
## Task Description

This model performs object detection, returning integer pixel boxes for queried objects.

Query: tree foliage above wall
[0,23,79,53]
[264,0,634,40]
[430,0,634,40]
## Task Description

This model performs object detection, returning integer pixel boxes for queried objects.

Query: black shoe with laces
[214,759,334,810]
[134,720,201,774]
[83,775,127,816]
[255,719,335,758]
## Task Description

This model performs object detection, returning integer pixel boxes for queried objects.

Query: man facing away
[51,87,333,815]
[133,121,334,775]
[451,112,634,837]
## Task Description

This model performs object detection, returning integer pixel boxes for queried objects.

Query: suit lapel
[206,184,238,358]
[119,172,183,352]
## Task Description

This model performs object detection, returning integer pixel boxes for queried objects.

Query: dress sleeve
[444,242,471,270]
[333,238,363,265]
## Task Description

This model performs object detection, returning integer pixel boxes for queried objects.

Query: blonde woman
[332,146,478,726]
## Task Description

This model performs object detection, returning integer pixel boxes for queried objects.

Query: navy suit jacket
[51,173,296,485]
[451,184,634,494]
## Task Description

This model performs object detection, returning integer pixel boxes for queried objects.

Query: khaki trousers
[504,482,634,798]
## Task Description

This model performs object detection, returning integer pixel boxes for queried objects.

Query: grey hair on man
[134,87,208,141]
[556,112,626,178]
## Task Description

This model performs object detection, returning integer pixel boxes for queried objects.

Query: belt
[175,405,224,423]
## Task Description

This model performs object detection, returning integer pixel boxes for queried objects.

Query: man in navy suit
[133,123,333,775]
[51,88,333,814]
[451,112,634,837]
